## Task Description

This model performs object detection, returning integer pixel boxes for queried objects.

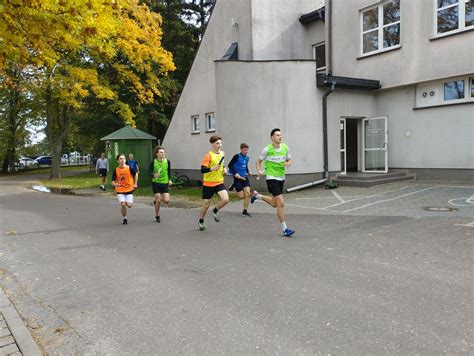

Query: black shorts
[233,177,250,192]
[98,168,107,177]
[266,179,285,197]
[202,184,226,199]
[152,182,169,194]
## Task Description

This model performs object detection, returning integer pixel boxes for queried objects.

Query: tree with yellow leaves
[0,0,175,179]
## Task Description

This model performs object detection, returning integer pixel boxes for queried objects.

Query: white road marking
[341,186,439,213]
[332,190,345,203]
[449,198,474,207]
[467,195,474,203]
[454,222,474,228]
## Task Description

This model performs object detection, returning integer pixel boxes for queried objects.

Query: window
[191,115,200,134]
[361,0,400,55]
[436,0,474,35]
[444,80,465,100]
[471,78,474,98]
[312,42,326,71]
[205,112,216,132]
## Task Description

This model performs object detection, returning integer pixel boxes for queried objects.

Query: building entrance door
[362,116,388,173]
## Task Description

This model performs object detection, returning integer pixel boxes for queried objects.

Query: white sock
[281,222,287,232]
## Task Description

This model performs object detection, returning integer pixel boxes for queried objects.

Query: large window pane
[364,151,385,171]
[437,6,459,33]
[438,0,458,8]
[363,30,378,53]
[471,79,474,98]
[466,0,474,26]
[383,24,400,47]
[383,0,400,25]
[363,8,378,31]
[444,80,465,100]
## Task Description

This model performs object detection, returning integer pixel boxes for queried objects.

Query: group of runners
[96,128,295,237]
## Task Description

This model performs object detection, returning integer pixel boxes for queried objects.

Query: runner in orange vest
[112,154,138,225]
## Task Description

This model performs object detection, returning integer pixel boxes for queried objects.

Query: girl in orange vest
[112,154,138,224]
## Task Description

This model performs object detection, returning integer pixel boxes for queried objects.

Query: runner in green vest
[148,146,172,223]
[251,128,295,237]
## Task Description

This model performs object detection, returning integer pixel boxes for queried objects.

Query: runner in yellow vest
[198,135,229,231]
[251,128,295,237]
[148,146,172,223]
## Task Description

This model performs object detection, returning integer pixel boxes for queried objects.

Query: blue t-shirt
[126,159,139,172]
[228,153,249,178]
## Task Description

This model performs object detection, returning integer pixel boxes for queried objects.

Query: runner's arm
[228,154,238,176]
[148,161,154,177]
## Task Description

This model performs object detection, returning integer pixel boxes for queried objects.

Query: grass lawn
[40,172,241,202]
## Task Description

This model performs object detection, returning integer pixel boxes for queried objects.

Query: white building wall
[376,87,474,169]
[331,0,474,88]
[251,0,325,60]
[163,0,252,169]
[215,61,324,174]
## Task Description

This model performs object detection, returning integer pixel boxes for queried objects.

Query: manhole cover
[423,207,458,212]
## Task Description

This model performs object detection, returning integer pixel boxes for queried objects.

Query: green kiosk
[101,125,156,187]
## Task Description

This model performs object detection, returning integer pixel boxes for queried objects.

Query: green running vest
[152,159,169,184]
[265,143,288,178]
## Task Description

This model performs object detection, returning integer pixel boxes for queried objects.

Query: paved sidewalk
[0,289,41,356]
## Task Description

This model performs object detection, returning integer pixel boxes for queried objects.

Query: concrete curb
[0,288,41,356]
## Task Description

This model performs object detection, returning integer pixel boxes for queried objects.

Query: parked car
[34,156,52,166]
[18,157,35,169]
[61,154,69,164]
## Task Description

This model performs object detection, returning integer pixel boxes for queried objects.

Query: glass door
[362,116,388,173]
[340,119,346,174]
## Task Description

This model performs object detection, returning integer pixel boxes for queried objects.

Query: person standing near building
[198,135,229,231]
[112,154,138,225]
[126,153,139,188]
[148,146,172,223]
[251,128,295,237]
[228,143,252,217]
[95,152,109,191]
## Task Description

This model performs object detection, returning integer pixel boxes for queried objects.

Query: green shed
[101,125,156,187]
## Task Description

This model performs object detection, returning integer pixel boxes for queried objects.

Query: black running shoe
[122,218,128,225]
[154,216,160,223]
[242,210,252,217]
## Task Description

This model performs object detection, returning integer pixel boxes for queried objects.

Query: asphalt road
[0,176,472,355]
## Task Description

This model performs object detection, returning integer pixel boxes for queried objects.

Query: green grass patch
[40,171,241,202]
[41,172,100,189]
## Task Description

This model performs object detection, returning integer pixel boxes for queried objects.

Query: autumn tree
[0,0,175,179]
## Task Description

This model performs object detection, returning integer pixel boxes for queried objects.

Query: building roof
[317,73,381,91]
[299,7,325,24]
[100,125,156,141]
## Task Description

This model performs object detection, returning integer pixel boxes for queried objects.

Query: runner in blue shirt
[228,143,252,217]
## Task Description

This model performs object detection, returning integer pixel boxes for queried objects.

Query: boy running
[251,128,295,237]
[126,153,140,188]
[228,143,252,217]
[148,146,172,223]
[95,153,109,191]
[198,135,229,231]
[112,154,138,225]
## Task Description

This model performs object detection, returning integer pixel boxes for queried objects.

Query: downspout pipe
[286,81,336,193]
[322,82,336,179]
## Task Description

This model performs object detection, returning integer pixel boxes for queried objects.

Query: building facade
[163,0,473,187]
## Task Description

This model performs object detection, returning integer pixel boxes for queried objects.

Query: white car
[18,157,35,169]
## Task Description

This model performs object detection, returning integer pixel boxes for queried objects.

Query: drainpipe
[322,82,336,179]
[286,82,336,193]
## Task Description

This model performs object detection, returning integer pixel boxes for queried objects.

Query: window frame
[312,42,326,72]
[205,112,216,132]
[191,115,200,134]
[433,0,474,37]
[443,79,466,102]
[470,77,474,98]
[360,0,401,57]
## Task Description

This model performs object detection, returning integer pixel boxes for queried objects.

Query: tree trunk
[2,86,20,174]
[45,83,71,180]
